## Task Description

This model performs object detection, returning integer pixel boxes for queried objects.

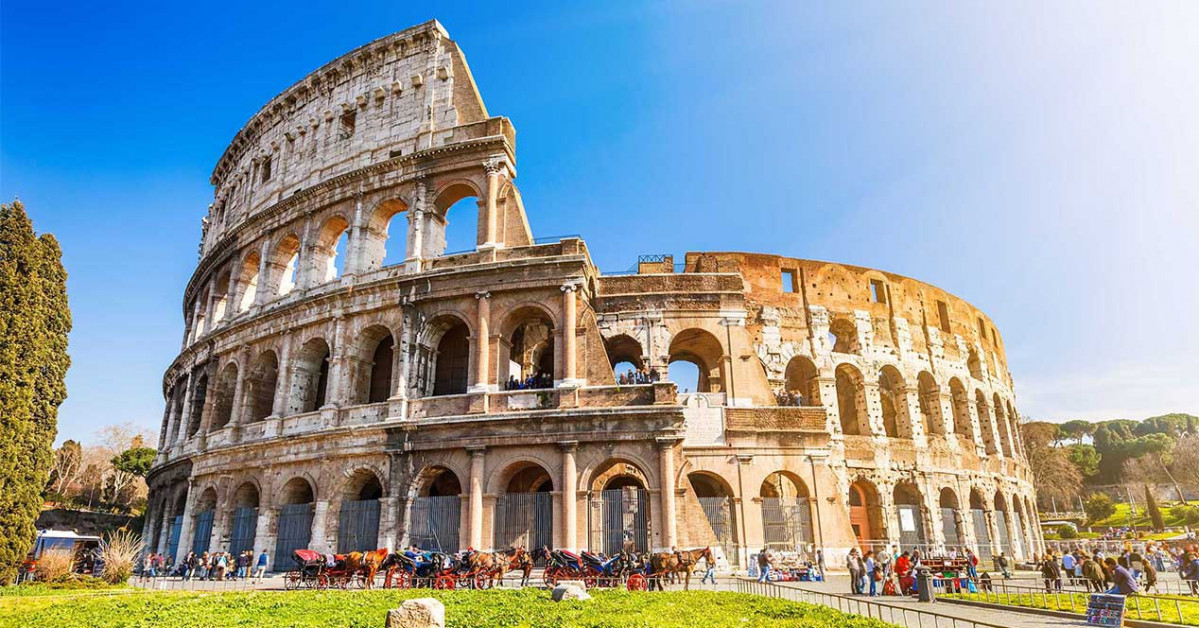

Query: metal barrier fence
[130,575,260,592]
[734,579,1008,628]
[931,576,1199,625]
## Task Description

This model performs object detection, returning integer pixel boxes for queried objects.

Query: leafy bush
[99,529,141,585]
[33,549,74,582]
[1083,493,1116,523]
[1173,504,1199,525]
[1057,524,1078,539]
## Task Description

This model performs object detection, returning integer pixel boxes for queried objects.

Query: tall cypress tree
[1145,485,1165,532]
[0,200,70,584]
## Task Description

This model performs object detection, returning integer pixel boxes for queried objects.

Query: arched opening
[967,349,983,380]
[1008,401,1022,455]
[271,234,301,297]
[229,482,260,557]
[434,183,482,255]
[237,251,261,312]
[835,364,866,436]
[494,463,554,550]
[689,472,739,564]
[210,272,230,326]
[209,363,238,431]
[411,467,461,553]
[949,378,973,442]
[993,492,1012,558]
[166,490,188,560]
[970,490,992,560]
[993,394,1013,457]
[186,372,209,438]
[878,366,905,438]
[605,334,647,384]
[245,350,278,422]
[288,338,331,415]
[191,287,210,341]
[893,483,927,550]
[311,215,350,284]
[782,356,820,407]
[1010,495,1028,560]
[939,488,963,549]
[975,390,998,455]
[274,477,316,570]
[338,469,384,553]
[415,315,471,397]
[848,479,883,548]
[192,488,217,555]
[590,460,650,554]
[828,316,859,354]
[760,471,813,553]
[503,307,555,390]
[361,198,409,271]
[350,326,394,405]
[917,372,943,436]
[667,328,725,394]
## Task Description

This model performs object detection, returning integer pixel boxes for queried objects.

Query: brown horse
[358,549,389,589]
[650,547,714,590]
[467,551,510,589]
[503,547,534,586]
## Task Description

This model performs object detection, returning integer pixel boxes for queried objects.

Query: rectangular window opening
[870,279,887,304]
[261,156,272,183]
[339,110,357,141]
[781,269,798,293]
[937,300,951,333]
[977,317,986,339]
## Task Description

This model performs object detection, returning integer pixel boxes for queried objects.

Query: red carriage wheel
[627,574,648,591]
[474,573,491,590]
[317,573,330,589]
[543,567,559,587]
[583,574,598,589]
[434,574,456,590]
[284,572,299,591]
[395,571,412,589]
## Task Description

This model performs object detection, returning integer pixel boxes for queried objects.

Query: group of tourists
[1041,543,1199,595]
[755,548,825,584]
[139,550,270,581]
[616,367,661,386]
[844,546,947,596]
[773,390,807,407]
[503,371,553,390]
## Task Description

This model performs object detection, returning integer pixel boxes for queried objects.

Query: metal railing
[735,579,1008,628]
[931,576,1199,625]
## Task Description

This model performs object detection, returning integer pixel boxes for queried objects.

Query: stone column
[734,454,757,570]
[271,337,291,418]
[657,438,678,548]
[256,508,276,568]
[310,501,330,553]
[253,240,271,307]
[378,496,398,551]
[481,157,506,248]
[405,177,427,272]
[177,371,195,444]
[157,399,172,452]
[468,447,486,549]
[326,316,347,408]
[559,283,581,387]
[559,441,578,551]
[231,346,249,426]
[345,195,364,276]
[470,292,490,392]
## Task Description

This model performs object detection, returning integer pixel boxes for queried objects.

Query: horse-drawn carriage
[382,548,535,590]
[541,547,714,591]
[283,549,359,590]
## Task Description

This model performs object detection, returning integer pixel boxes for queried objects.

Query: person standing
[757,550,771,583]
[864,551,878,596]
[996,552,1011,579]
[1041,552,1061,592]
[1105,557,1139,596]
[254,549,269,581]
[846,549,863,594]
[965,548,979,581]
[1182,550,1199,596]
[816,548,826,581]
[1081,553,1105,592]
[1061,551,1075,586]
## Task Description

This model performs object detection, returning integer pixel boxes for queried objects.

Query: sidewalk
[782,575,1088,628]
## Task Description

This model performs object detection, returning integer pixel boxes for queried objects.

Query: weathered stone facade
[145,20,1040,572]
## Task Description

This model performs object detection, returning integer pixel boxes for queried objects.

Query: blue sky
[3,1,1196,444]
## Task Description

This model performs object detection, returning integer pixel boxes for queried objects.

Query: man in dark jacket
[1105,557,1139,595]
[1041,553,1062,592]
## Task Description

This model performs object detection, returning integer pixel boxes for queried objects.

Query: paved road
[782,575,1088,628]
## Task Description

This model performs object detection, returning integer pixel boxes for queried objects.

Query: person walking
[996,552,1011,579]
[254,550,269,581]
[757,550,771,583]
[700,559,716,585]
[1105,557,1139,596]
[1081,554,1105,592]
[1061,551,1075,586]
[1041,552,1061,592]
[864,551,878,596]
[1182,550,1199,596]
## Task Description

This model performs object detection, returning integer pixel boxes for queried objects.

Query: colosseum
[145,20,1041,573]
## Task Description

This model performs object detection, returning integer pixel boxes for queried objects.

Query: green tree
[1144,485,1165,531]
[1083,493,1117,523]
[1060,420,1096,444]
[1066,444,1101,478]
[111,447,156,479]
[0,200,71,584]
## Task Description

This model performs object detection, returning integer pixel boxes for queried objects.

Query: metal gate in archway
[274,503,315,570]
[995,510,1011,556]
[338,499,381,553]
[1010,510,1025,558]
[409,496,460,553]
[971,509,992,560]
[896,504,925,550]
[191,510,214,555]
[941,507,961,547]
[590,488,648,555]
[229,507,258,557]
[167,515,183,560]
[699,496,738,564]
[761,498,812,554]
[495,492,553,550]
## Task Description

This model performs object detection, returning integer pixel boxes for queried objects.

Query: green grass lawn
[942,590,1199,626]
[1090,501,1191,530]
[0,588,896,628]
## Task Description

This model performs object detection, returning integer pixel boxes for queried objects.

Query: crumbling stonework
[146,20,1039,572]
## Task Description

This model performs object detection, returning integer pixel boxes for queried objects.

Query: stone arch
[232,480,261,509]
[191,486,219,555]
[209,362,239,431]
[835,363,868,436]
[938,488,964,548]
[917,372,944,435]
[340,467,386,501]
[948,378,974,442]
[361,198,410,271]
[288,337,331,414]
[245,349,279,422]
[828,315,859,354]
[784,356,820,406]
[892,482,927,549]
[349,325,395,404]
[274,476,317,570]
[415,313,470,397]
[761,471,816,550]
[416,466,463,498]
[226,479,261,557]
[975,389,998,455]
[186,371,209,438]
[278,476,317,505]
[967,348,983,380]
[501,304,557,386]
[269,233,302,297]
[236,249,261,312]
[589,458,652,492]
[432,180,484,255]
[605,334,645,379]
[310,214,351,284]
[667,328,726,393]
[968,488,993,559]
[848,478,884,547]
[877,365,906,438]
[410,465,463,553]
[210,270,231,326]
[993,393,1013,457]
